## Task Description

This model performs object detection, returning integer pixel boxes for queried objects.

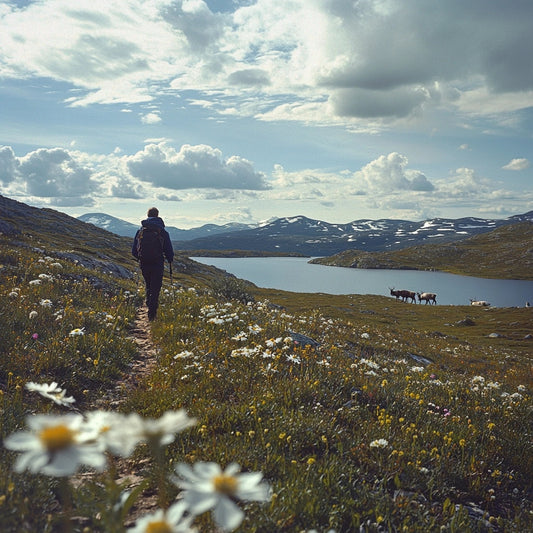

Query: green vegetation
[1,200,532,532]
[311,221,533,280]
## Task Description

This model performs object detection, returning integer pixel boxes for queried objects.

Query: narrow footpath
[83,305,161,524]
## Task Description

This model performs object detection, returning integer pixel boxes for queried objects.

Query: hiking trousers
[140,262,164,320]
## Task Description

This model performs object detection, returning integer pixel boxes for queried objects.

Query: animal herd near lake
[388,288,496,306]
[389,288,438,305]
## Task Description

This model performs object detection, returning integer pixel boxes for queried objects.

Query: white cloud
[353,153,435,193]
[126,142,269,190]
[435,168,493,198]
[502,158,530,171]
[0,146,19,185]
[15,148,97,204]
[141,112,162,124]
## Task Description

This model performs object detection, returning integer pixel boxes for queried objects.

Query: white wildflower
[25,382,75,407]
[3,413,106,476]
[369,438,389,448]
[173,462,270,532]
[174,350,194,359]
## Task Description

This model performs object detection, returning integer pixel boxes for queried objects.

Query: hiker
[132,207,174,321]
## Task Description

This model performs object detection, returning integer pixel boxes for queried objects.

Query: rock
[488,332,503,338]
[456,318,476,326]
[407,353,433,365]
[287,330,320,348]
[54,251,134,279]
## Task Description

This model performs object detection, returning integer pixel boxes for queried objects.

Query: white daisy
[369,438,389,448]
[87,410,196,457]
[25,382,76,407]
[128,501,196,533]
[173,462,270,532]
[4,413,107,476]
[69,328,85,337]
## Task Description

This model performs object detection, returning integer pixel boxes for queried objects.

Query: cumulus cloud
[436,168,493,198]
[502,158,530,171]
[353,153,435,193]
[0,146,19,185]
[0,142,269,208]
[0,147,98,206]
[126,142,268,190]
[141,112,162,124]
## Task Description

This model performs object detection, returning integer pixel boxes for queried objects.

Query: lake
[192,256,533,308]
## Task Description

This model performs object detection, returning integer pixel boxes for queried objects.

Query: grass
[0,206,532,531]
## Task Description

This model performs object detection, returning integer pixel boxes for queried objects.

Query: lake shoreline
[191,256,533,308]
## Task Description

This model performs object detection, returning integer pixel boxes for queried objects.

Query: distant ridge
[78,213,254,240]
[171,211,533,255]
[77,209,533,255]
[311,220,533,280]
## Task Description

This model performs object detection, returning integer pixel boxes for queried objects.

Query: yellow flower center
[213,473,238,496]
[39,424,76,452]
[146,521,172,533]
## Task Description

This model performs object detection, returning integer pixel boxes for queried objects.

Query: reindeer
[470,298,490,307]
[389,287,416,303]
[417,292,437,305]
[389,287,402,301]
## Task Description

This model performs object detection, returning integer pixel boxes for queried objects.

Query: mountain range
[79,211,533,256]
[78,213,253,241]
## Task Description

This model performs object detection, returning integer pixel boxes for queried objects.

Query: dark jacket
[132,217,174,265]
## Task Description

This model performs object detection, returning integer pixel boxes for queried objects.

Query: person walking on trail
[132,207,174,321]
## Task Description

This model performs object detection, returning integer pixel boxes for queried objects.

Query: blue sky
[1,0,532,229]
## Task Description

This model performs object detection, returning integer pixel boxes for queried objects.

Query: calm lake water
[192,256,533,308]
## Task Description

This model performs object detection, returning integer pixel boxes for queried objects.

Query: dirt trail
[122,306,159,395]
[92,305,158,410]
[81,305,161,523]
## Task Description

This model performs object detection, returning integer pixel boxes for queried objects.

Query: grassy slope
[311,221,533,280]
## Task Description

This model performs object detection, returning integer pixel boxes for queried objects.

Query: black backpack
[136,226,164,263]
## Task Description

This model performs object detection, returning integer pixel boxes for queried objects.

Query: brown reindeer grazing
[390,287,416,303]
[389,287,402,301]
[417,292,437,305]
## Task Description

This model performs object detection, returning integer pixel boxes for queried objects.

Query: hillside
[311,221,533,280]
[0,194,223,285]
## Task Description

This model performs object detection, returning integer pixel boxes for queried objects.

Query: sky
[1,0,532,229]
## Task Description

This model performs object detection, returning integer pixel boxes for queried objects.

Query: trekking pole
[169,260,173,287]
